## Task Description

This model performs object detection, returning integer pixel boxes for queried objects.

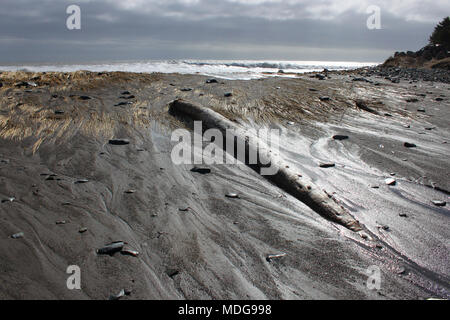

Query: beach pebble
[167,269,180,278]
[109,289,131,300]
[431,200,446,207]
[121,249,139,257]
[96,241,125,255]
[332,135,349,141]
[1,197,15,203]
[266,253,287,262]
[385,178,396,186]
[191,167,211,174]
[74,179,89,184]
[109,139,130,145]
[319,162,335,168]
[225,193,240,199]
[404,142,417,148]
[11,232,24,239]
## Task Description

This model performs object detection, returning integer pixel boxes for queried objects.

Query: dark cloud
[0,0,446,63]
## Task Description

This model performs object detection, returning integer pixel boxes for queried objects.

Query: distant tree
[429,17,450,47]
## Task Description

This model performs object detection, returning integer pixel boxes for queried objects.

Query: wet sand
[0,70,448,299]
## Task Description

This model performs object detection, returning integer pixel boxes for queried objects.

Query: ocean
[0,59,378,80]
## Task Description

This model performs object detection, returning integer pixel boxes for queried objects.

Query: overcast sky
[0,0,448,63]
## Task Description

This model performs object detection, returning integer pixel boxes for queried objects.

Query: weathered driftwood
[169,99,362,231]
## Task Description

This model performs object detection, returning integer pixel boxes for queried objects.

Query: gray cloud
[0,0,447,63]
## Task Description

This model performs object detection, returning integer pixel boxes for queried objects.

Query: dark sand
[0,70,448,299]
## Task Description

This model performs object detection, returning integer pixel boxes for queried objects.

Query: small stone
[399,213,408,217]
[266,253,287,262]
[319,96,330,101]
[121,249,139,257]
[79,227,88,233]
[55,221,67,225]
[124,189,136,194]
[404,142,417,148]
[191,167,211,174]
[74,179,89,184]
[225,193,240,199]
[332,135,349,141]
[431,200,446,207]
[397,267,406,275]
[167,269,180,278]
[385,178,396,186]
[180,88,192,92]
[11,232,24,239]
[1,197,15,203]
[79,96,92,100]
[224,92,233,97]
[319,162,335,168]
[206,79,218,84]
[109,139,130,145]
[417,108,426,112]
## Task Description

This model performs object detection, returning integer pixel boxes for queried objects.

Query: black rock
[180,88,192,92]
[54,110,65,115]
[121,91,131,95]
[319,96,330,101]
[319,162,335,168]
[404,142,417,148]
[191,167,211,174]
[333,135,349,141]
[79,96,92,100]
[109,139,130,145]
[206,79,218,84]
[224,92,233,97]
[436,97,444,101]
[406,98,419,103]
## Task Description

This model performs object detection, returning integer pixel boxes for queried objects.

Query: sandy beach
[0,69,448,299]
